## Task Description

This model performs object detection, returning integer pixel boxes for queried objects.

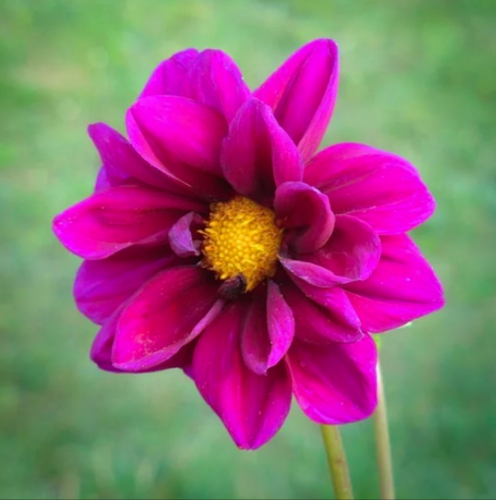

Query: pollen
[201,196,283,292]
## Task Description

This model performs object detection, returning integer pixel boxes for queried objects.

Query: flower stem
[320,424,354,499]
[373,361,395,500]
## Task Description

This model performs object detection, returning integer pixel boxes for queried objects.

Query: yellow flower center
[201,196,283,292]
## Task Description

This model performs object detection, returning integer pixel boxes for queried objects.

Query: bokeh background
[1,0,495,498]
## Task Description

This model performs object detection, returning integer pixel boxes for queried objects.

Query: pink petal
[74,245,184,325]
[274,181,334,253]
[89,123,199,198]
[241,281,294,375]
[221,98,303,204]
[286,335,377,424]
[254,39,339,163]
[53,185,204,259]
[91,306,196,373]
[305,142,435,234]
[281,280,362,344]
[139,48,200,98]
[344,234,445,332]
[127,96,231,200]
[192,301,292,449]
[168,212,204,258]
[184,49,250,123]
[112,266,223,371]
[299,215,381,282]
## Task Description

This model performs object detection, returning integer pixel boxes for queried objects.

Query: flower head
[53,40,444,449]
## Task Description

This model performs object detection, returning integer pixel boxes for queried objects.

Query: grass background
[1,0,495,498]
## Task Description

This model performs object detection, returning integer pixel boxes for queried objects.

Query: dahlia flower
[53,39,444,449]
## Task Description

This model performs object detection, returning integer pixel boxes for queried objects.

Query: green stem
[320,424,354,499]
[373,361,395,500]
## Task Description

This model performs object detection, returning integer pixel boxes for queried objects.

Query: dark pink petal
[254,39,339,162]
[241,281,294,375]
[344,234,445,332]
[286,335,377,424]
[305,143,435,234]
[91,306,195,373]
[281,280,362,344]
[112,266,223,371]
[90,308,122,372]
[221,98,303,204]
[168,212,204,258]
[274,182,334,253]
[185,49,250,122]
[140,48,199,98]
[74,245,184,325]
[53,185,204,259]
[299,215,381,282]
[89,123,200,198]
[192,301,292,449]
[127,96,231,200]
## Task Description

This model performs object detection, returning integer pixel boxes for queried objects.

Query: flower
[53,39,444,450]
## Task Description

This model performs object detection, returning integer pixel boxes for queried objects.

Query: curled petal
[91,306,196,373]
[89,123,198,197]
[127,96,231,200]
[52,185,204,259]
[192,301,292,450]
[75,245,184,325]
[112,266,223,371]
[286,335,378,424]
[241,281,294,375]
[299,215,381,282]
[344,234,445,332]
[168,212,204,257]
[305,142,435,234]
[221,99,303,204]
[254,39,339,162]
[185,49,250,122]
[274,182,334,253]
[281,280,362,344]
[140,48,200,98]
[279,258,349,287]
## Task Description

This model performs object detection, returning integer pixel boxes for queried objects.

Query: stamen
[201,196,283,291]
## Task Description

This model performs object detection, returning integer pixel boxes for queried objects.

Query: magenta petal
[344,234,445,332]
[74,245,183,325]
[299,215,381,282]
[53,185,204,259]
[168,212,204,257]
[274,182,334,253]
[112,266,222,371]
[254,39,339,162]
[127,96,231,200]
[140,48,199,98]
[91,306,195,373]
[279,258,349,287]
[286,335,377,424]
[88,123,199,197]
[241,281,294,375]
[192,301,292,449]
[305,142,435,234]
[94,165,117,192]
[266,281,295,367]
[185,49,250,123]
[221,98,303,204]
[281,281,362,344]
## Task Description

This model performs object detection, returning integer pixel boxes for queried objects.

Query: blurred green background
[1,0,495,498]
